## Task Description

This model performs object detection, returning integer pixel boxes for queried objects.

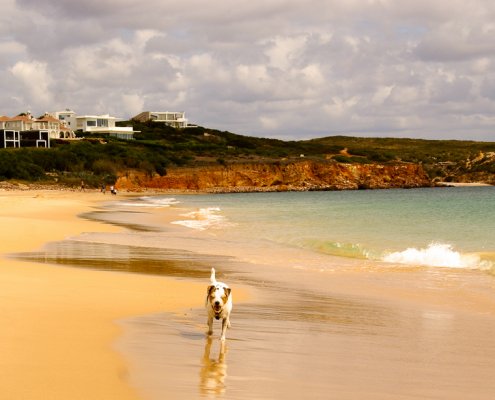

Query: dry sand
[0,190,205,399]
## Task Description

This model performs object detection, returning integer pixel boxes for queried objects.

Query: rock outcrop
[116,161,432,192]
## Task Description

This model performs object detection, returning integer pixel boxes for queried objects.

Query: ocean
[15,186,495,399]
[101,186,495,273]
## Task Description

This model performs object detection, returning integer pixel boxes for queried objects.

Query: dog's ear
[224,287,232,297]
[205,285,215,306]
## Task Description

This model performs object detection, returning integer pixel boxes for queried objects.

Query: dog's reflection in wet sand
[199,337,228,396]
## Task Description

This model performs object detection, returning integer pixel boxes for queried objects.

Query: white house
[0,116,10,130]
[4,113,37,131]
[37,113,73,139]
[132,111,190,128]
[75,114,135,139]
[51,110,137,140]
[51,109,77,131]
[2,112,73,140]
[0,114,52,148]
[0,116,20,148]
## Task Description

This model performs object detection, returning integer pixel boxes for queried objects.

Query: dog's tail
[210,267,217,284]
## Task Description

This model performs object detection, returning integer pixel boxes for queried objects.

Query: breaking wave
[382,243,489,269]
[302,240,494,271]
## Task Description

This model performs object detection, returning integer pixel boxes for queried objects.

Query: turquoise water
[145,187,495,270]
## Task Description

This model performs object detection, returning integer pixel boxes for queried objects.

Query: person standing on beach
[80,180,85,192]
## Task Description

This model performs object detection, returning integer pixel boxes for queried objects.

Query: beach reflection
[200,338,228,397]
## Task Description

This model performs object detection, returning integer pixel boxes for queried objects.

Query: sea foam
[171,207,232,231]
[382,243,481,269]
[118,197,180,208]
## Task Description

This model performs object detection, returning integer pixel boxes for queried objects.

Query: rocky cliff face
[435,151,495,185]
[116,161,432,192]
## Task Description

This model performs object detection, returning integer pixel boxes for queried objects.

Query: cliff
[115,161,432,192]
[433,151,495,185]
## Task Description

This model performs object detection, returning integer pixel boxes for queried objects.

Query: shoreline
[0,190,211,399]
[1,179,492,195]
[435,181,493,187]
[4,189,495,398]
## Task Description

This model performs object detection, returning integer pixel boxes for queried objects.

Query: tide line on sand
[0,190,207,400]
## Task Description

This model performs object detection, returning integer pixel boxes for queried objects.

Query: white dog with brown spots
[206,268,232,341]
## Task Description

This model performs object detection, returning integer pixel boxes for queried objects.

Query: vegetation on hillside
[0,120,494,187]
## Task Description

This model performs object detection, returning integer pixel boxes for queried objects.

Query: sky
[1,0,495,141]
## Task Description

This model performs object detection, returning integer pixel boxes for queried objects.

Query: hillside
[0,121,494,190]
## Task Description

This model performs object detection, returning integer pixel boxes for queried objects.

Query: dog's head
[207,284,231,318]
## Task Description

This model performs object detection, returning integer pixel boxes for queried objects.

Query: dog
[206,268,232,341]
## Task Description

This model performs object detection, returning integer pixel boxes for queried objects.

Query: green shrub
[333,155,352,163]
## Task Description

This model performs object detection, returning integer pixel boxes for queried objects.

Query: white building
[51,110,137,140]
[51,109,77,131]
[1,112,72,140]
[0,116,10,130]
[37,113,73,139]
[76,114,135,139]
[132,111,190,128]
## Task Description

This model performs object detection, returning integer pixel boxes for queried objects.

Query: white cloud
[1,0,495,140]
[235,65,269,94]
[323,96,359,118]
[371,86,393,105]
[264,35,308,70]
[388,86,420,104]
[122,94,145,117]
[259,116,279,130]
[0,41,25,57]
[10,60,54,107]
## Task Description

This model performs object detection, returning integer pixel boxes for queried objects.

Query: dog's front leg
[220,317,228,341]
[207,315,213,336]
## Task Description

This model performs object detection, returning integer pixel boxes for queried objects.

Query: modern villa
[50,110,137,140]
[132,111,191,128]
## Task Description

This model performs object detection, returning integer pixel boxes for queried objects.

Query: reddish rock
[116,161,432,193]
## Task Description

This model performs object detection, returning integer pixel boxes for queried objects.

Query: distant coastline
[0,174,493,194]
[435,181,493,187]
[1,121,495,190]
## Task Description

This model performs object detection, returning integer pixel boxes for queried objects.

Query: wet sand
[116,263,495,400]
[3,190,495,399]
[0,190,208,399]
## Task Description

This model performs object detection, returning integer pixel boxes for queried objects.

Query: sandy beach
[2,188,495,399]
[0,190,207,399]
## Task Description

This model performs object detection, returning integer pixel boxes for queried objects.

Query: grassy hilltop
[1,121,494,188]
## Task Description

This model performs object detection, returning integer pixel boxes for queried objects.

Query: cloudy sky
[1,0,495,141]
